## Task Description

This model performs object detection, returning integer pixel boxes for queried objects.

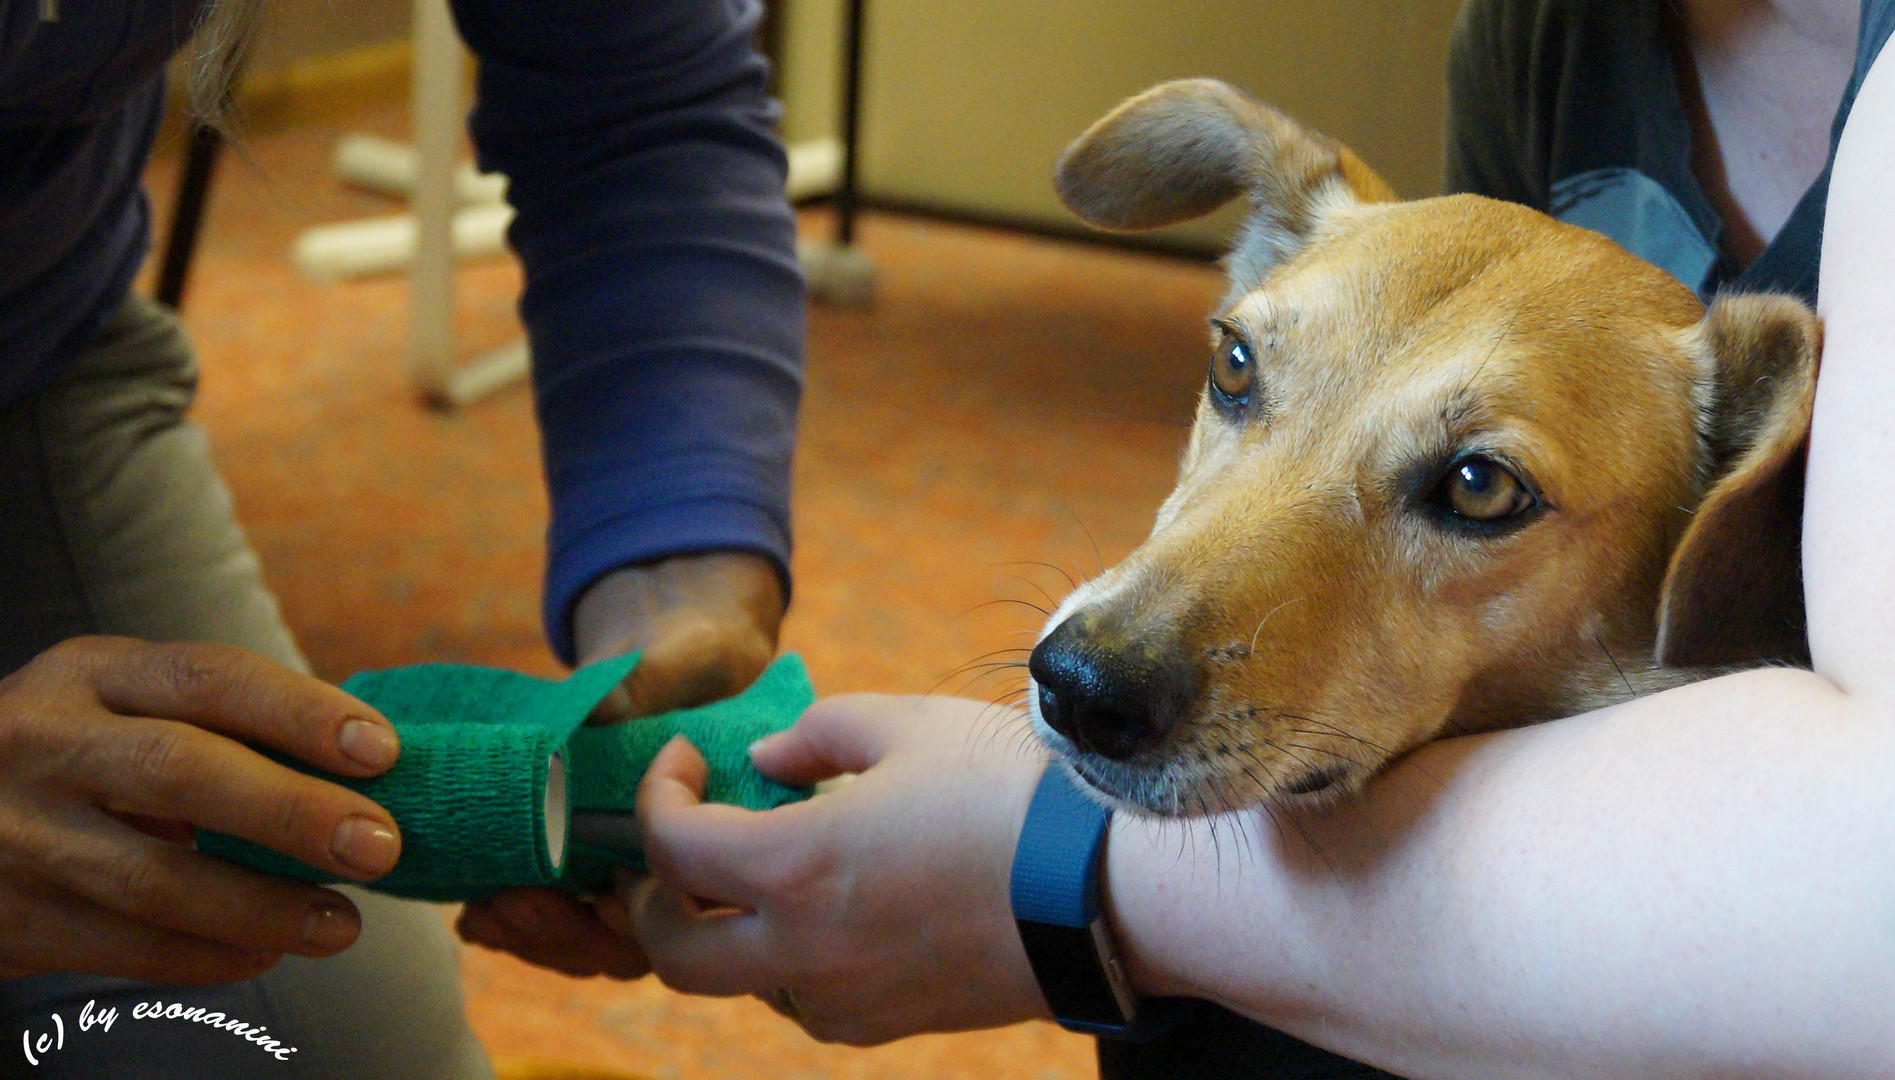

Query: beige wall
[777,0,1464,252]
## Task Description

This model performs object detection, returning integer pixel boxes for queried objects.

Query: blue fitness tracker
[1009,764,1190,1040]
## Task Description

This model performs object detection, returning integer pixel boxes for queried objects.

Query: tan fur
[1037,81,1820,816]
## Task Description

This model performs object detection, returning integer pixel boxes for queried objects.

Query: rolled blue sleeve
[448,0,805,664]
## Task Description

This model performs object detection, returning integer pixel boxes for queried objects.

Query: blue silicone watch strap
[1011,764,1110,927]
[1010,765,1193,1040]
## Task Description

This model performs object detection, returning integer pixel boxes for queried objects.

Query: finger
[458,891,649,979]
[748,694,914,784]
[484,887,649,976]
[75,637,400,778]
[0,886,283,986]
[629,875,773,997]
[592,876,642,939]
[33,807,367,957]
[71,713,400,880]
[636,736,790,906]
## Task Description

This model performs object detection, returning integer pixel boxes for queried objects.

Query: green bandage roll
[198,653,814,901]
[559,652,818,892]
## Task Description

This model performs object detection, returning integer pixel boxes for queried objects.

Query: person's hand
[0,636,404,984]
[606,693,1052,1045]
[455,550,783,978]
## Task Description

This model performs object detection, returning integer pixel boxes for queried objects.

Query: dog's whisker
[1275,798,1342,886]
[1274,714,1398,757]
[1593,632,1635,698]
[929,664,1029,701]
[963,597,1054,618]
[1050,497,1108,579]
[931,653,1031,686]
[1246,596,1305,654]
[1270,730,1377,763]
[992,559,1082,594]
[955,646,1036,664]
[968,701,1034,759]
[1279,731,1391,762]
[998,573,1064,613]
[941,662,1032,685]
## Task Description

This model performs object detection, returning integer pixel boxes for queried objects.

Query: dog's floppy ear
[1656,293,1820,668]
[1055,79,1394,275]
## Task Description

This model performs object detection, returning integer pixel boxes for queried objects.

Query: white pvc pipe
[784,137,844,203]
[409,0,462,399]
[291,203,513,281]
[442,339,531,407]
[333,133,509,205]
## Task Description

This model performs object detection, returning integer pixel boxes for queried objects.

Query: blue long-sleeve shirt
[0,0,804,663]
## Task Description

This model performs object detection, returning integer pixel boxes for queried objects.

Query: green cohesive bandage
[197,653,815,901]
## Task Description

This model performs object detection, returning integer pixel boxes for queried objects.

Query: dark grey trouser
[0,297,494,1080]
[1098,1001,1404,1080]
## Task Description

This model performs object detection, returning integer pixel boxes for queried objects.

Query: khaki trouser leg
[0,297,494,1080]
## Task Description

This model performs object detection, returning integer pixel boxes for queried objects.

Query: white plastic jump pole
[393,0,529,407]
[408,0,460,402]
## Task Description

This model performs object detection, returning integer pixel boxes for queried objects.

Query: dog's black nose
[1029,617,1187,761]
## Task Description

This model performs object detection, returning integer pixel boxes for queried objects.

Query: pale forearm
[1109,668,1895,1078]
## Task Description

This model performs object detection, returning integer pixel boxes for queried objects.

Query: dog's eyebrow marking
[1208,316,1247,340]
[1439,390,1480,432]
[1449,312,1518,404]
[1210,312,1277,345]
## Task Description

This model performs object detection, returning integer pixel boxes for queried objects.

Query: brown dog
[1027,79,1817,817]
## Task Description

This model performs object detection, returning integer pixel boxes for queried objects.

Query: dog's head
[1031,80,1818,815]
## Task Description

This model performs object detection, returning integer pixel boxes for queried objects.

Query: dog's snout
[1030,618,1188,761]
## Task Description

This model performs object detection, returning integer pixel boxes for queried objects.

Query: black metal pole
[155,121,225,311]
[836,0,865,246]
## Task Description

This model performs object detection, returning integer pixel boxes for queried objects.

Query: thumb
[748,693,915,785]
[638,734,711,817]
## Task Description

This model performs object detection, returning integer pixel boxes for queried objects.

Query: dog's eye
[1439,456,1535,521]
[1210,335,1255,405]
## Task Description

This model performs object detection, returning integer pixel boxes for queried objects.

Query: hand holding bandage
[198,654,815,901]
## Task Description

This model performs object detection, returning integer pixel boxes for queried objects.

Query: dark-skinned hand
[0,637,404,984]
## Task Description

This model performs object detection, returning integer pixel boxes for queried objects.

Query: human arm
[445,0,804,672]
[441,0,803,975]
[1094,40,1895,1078]
[0,637,404,984]
[628,675,1894,1071]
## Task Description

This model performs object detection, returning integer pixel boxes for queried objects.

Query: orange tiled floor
[143,97,1224,1079]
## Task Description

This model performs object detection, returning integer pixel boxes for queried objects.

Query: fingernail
[337,719,399,770]
[302,901,359,954]
[331,816,399,875]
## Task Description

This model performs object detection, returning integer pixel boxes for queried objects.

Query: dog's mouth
[1031,689,1372,816]
[1055,746,1200,816]
[1057,746,1362,817]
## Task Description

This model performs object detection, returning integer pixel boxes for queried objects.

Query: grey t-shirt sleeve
[1443,0,1538,205]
